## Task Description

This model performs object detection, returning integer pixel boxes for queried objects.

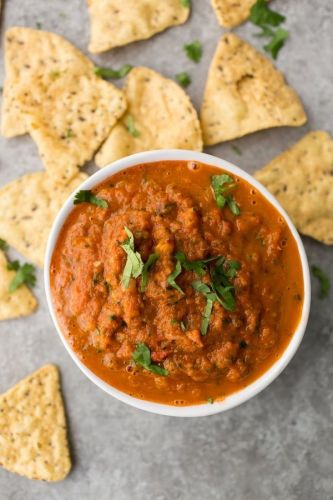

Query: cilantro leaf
[250,0,285,27]
[311,266,330,299]
[175,72,191,88]
[184,40,203,63]
[94,64,133,79]
[0,238,8,251]
[211,174,240,215]
[74,190,108,209]
[264,28,289,59]
[201,296,215,336]
[126,115,140,137]
[7,261,36,293]
[167,260,184,294]
[140,253,159,292]
[121,227,144,288]
[180,0,191,6]
[132,343,168,376]
[175,251,218,277]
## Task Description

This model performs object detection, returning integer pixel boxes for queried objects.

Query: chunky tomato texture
[51,161,303,405]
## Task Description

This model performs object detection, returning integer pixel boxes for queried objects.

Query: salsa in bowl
[45,150,310,417]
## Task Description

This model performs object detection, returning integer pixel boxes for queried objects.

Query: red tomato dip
[50,161,304,405]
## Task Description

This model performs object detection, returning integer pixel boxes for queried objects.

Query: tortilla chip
[211,0,267,28]
[87,0,190,53]
[0,171,87,267]
[200,34,307,146]
[1,27,126,181]
[0,251,37,320]
[0,365,71,481]
[95,67,203,167]
[255,131,333,245]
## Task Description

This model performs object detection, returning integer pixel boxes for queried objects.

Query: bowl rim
[44,149,311,417]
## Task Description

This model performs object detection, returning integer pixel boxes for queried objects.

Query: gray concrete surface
[0,0,332,499]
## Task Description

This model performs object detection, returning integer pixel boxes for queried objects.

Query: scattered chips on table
[0,171,87,267]
[1,27,126,181]
[0,251,37,320]
[255,131,333,245]
[200,34,307,146]
[0,365,71,481]
[87,0,190,53]
[211,0,260,28]
[95,67,203,167]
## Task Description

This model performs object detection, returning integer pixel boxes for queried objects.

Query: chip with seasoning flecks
[0,171,87,267]
[0,365,71,481]
[95,66,203,167]
[87,0,190,54]
[255,131,333,245]
[210,0,267,28]
[0,250,37,320]
[1,27,126,182]
[200,34,306,146]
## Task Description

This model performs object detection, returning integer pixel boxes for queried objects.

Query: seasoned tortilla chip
[95,67,203,167]
[87,0,190,53]
[0,365,71,481]
[1,27,126,181]
[211,0,267,28]
[200,34,307,146]
[0,171,87,267]
[255,131,333,245]
[0,251,37,320]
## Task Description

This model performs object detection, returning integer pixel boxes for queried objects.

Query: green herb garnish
[121,227,144,288]
[175,251,218,277]
[184,40,203,63]
[132,343,168,376]
[180,0,191,7]
[211,174,240,215]
[175,72,191,88]
[140,253,159,292]
[74,190,108,209]
[94,64,133,79]
[311,266,330,299]
[231,145,242,156]
[263,28,289,60]
[249,0,288,59]
[7,261,36,293]
[0,238,8,251]
[126,115,140,137]
[167,260,184,294]
[207,397,214,404]
[192,281,216,336]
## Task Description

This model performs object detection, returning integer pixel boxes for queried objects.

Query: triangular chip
[211,0,267,28]
[95,67,203,167]
[87,0,190,53]
[0,365,71,481]
[200,34,307,146]
[1,27,126,180]
[0,171,87,267]
[255,131,333,245]
[0,250,37,320]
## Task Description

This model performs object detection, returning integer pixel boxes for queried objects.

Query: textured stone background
[0,1,332,499]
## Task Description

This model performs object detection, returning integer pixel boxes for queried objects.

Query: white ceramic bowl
[44,150,311,417]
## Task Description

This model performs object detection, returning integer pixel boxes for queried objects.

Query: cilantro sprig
[74,190,108,209]
[175,251,218,277]
[140,253,159,292]
[311,266,330,299]
[7,260,36,293]
[175,72,191,88]
[121,227,144,288]
[180,0,191,7]
[249,0,289,59]
[126,115,140,137]
[167,260,184,294]
[94,64,133,79]
[184,40,203,63]
[211,174,240,215]
[132,343,168,376]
